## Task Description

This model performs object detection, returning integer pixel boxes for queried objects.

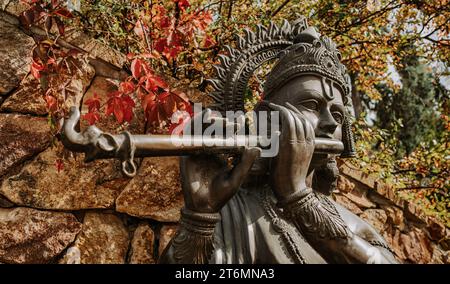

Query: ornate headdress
[264,27,351,101]
[207,17,355,157]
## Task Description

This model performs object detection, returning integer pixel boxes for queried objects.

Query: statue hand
[179,109,261,213]
[264,101,315,200]
[180,148,260,213]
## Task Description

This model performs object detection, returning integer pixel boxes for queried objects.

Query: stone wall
[335,162,450,264]
[0,4,183,264]
[0,2,448,264]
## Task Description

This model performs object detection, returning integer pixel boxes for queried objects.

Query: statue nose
[316,112,338,138]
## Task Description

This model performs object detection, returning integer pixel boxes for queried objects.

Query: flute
[62,107,344,176]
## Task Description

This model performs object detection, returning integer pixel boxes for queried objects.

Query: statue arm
[332,200,399,263]
[282,190,399,263]
[159,109,260,264]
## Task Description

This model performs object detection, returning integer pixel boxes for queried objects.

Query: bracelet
[277,187,313,208]
[179,208,221,236]
[171,208,221,264]
[181,208,221,223]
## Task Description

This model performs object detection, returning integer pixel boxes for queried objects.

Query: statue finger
[286,102,315,145]
[227,147,261,190]
[305,119,315,146]
[292,112,305,143]
[266,103,296,140]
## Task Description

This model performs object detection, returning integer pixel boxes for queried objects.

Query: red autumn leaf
[176,0,190,11]
[166,46,182,60]
[53,8,73,18]
[82,110,100,125]
[169,110,192,135]
[160,17,171,29]
[146,103,167,127]
[44,94,58,112]
[84,92,101,112]
[203,35,215,48]
[119,81,135,94]
[191,11,213,31]
[133,19,145,37]
[168,30,182,47]
[144,74,168,92]
[154,38,167,53]
[55,158,64,173]
[105,92,135,124]
[31,59,45,79]
[142,93,166,127]
[160,91,177,117]
[141,88,192,130]
[121,95,136,123]
[141,92,157,113]
[131,58,142,79]
[140,52,158,59]
[140,59,152,74]
[136,86,148,100]
[171,89,190,103]
[47,57,56,65]
[51,0,59,9]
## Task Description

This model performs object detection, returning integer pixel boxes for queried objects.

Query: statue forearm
[158,208,220,264]
[281,189,398,263]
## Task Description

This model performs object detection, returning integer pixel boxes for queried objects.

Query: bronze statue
[62,17,398,264]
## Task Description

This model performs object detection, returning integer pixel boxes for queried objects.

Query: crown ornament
[207,17,356,158]
[264,27,352,102]
[207,17,309,112]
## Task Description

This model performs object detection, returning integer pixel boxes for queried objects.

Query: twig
[0,10,128,80]
[139,19,152,53]
[423,36,450,47]
[227,0,233,20]
[271,0,290,17]
[396,186,443,191]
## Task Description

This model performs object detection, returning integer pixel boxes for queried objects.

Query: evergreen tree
[374,55,446,156]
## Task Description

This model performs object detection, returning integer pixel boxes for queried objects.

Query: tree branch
[227,0,233,20]
[423,36,450,47]
[339,1,403,33]
[396,186,443,191]
[271,0,290,17]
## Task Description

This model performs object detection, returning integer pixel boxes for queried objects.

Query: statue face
[268,74,345,167]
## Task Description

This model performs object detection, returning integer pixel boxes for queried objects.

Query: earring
[340,115,356,158]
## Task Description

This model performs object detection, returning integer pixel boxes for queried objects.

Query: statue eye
[332,111,343,124]
[300,100,319,111]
